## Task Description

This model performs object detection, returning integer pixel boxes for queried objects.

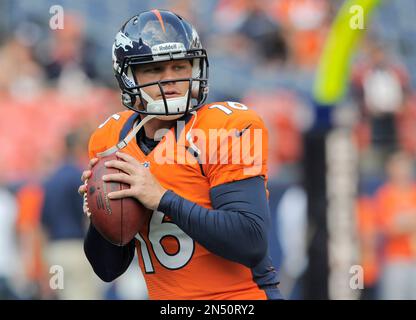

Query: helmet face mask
[112,10,209,119]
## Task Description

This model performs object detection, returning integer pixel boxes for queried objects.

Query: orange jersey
[88,102,270,300]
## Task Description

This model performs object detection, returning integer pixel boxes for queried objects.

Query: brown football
[85,153,151,246]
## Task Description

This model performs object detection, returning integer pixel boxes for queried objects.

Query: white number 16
[135,211,194,273]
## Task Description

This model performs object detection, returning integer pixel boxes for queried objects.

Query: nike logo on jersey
[235,124,252,137]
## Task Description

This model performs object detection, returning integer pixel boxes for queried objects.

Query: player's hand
[102,152,167,211]
[78,158,99,217]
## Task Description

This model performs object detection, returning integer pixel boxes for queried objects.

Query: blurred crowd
[0,0,416,299]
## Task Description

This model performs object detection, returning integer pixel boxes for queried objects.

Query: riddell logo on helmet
[152,42,186,54]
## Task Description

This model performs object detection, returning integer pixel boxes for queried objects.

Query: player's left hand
[102,152,167,211]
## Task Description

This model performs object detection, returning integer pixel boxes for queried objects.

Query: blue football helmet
[112,9,209,118]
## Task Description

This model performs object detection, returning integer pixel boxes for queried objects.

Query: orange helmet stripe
[151,9,166,33]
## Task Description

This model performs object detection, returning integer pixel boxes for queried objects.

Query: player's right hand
[78,158,99,217]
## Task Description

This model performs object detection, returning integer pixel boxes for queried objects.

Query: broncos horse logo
[115,32,134,51]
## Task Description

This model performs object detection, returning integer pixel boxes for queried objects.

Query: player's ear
[121,92,136,109]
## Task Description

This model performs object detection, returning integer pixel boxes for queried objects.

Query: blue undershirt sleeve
[157,176,270,268]
[84,176,271,281]
[84,223,135,282]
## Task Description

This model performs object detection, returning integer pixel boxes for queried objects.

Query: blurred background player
[373,152,416,300]
[41,128,102,299]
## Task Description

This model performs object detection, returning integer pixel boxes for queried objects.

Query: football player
[78,9,282,300]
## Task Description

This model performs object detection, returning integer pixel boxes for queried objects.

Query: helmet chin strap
[97,110,201,159]
[186,111,201,156]
[97,114,157,157]
[97,86,198,157]
[140,89,190,118]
